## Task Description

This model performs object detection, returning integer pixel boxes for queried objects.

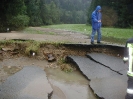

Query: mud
[45,68,97,99]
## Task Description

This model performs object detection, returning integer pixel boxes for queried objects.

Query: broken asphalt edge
[85,54,123,75]
[65,44,125,99]
[66,56,103,99]
[66,56,90,81]
[63,43,124,48]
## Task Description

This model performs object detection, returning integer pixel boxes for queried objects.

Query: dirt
[0,27,91,44]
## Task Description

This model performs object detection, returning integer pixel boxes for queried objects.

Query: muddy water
[0,57,97,99]
[45,68,97,99]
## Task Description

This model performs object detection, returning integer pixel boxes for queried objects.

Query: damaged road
[0,43,127,99]
[0,27,128,99]
[0,66,53,99]
[86,53,127,75]
[66,45,128,99]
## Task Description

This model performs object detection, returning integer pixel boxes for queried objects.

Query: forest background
[0,0,133,32]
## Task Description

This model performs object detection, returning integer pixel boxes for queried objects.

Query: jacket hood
[95,6,101,11]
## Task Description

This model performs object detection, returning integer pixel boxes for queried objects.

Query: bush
[29,16,43,26]
[9,15,29,30]
[102,6,118,27]
[0,24,6,32]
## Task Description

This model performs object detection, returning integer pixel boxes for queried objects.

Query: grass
[42,24,91,34]
[25,41,41,56]
[102,28,133,44]
[41,24,133,44]
[22,24,133,44]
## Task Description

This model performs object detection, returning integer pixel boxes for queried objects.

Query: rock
[10,51,19,55]
[8,66,11,69]
[43,51,56,62]
[0,50,3,54]
[2,47,14,51]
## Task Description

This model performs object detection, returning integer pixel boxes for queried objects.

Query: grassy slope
[42,24,133,44]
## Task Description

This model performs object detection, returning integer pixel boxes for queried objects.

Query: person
[90,5,102,44]
[123,38,133,99]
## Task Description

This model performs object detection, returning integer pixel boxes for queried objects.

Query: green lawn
[42,24,133,44]
[42,24,91,34]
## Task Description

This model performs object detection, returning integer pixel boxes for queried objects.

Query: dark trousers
[125,75,133,99]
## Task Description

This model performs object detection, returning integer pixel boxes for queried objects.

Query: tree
[87,0,133,28]
[0,0,92,32]
[0,0,29,32]
[24,0,43,26]
[42,1,60,25]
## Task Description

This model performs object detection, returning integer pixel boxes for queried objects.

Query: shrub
[102,6,118,27]
[9,15,29,30]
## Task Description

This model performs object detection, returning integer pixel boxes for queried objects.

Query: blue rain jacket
[91,6,102,30]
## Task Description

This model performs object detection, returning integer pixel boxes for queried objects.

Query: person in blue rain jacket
[90,5,102,44]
